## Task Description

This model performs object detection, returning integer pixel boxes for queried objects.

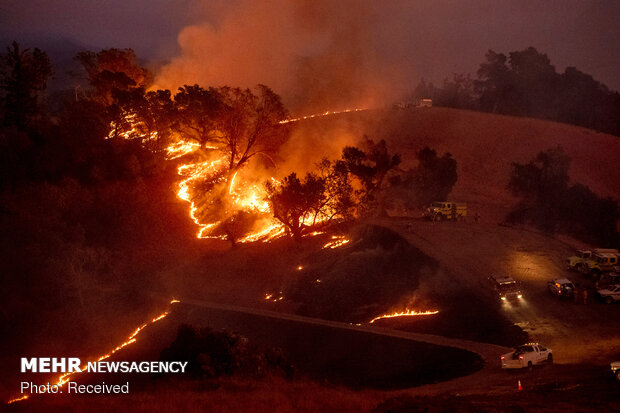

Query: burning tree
[170,84,289,241]
[219,210,261,247]
[172,84,221,149]
[316,158,356,222]
[217,85,288,179]
[173,84,288,180]
[266,172,326,241]
[106,87,177,154]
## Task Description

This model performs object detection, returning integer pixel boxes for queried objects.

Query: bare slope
[291,107,620,222]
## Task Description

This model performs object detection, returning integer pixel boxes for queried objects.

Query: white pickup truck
[501,343,553,369]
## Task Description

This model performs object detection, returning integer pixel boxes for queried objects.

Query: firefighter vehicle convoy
[566,248,620,303]
[567,249,619,277]
[417,207,618,374]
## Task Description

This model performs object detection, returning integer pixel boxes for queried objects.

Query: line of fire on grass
[369,309,439,324]
[112,108,366,243]
[278,108,368,124]
[7,299,180,405]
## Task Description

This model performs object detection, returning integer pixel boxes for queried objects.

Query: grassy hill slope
[290,107,620,222]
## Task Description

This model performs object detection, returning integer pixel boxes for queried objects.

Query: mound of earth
[285,225,436,322]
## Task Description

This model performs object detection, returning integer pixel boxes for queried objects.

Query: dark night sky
[1,0,619,97]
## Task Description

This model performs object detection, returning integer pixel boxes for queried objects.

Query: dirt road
[382,217,620,364]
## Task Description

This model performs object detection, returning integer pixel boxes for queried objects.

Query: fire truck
[567,249,619,277]
[424,202,467,221]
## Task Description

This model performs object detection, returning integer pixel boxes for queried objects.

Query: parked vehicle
[567,249,619,278]
[489,275,523,301]
[567,249,594,270]
[589,252,620,277]
[418,98,433,107]
[597,284,620,304]
[424,202,467,221]
[547,278,575,298]
[596,272,620,290]
[501,343,553,369]
[611,361,620,381]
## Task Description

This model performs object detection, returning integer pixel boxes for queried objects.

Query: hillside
[289,107,620,223]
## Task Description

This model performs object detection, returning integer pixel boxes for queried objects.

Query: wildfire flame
[322,235,350,249]
[7,299,180,405]
[106,112,159,142]
[369,309,439,324]
[113,108,366,242]
[7,395,28,404]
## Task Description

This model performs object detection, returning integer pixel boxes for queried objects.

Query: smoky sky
[1,0,619,109]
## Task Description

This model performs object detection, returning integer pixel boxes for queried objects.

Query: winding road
[163,294,513,395]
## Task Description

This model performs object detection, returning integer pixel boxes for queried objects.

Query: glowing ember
[369,309,439,324]
[322,235,350,249]
[7,299,180,405]
[264,292,284,302]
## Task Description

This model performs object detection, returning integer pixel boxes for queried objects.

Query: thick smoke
[154,0,409,113]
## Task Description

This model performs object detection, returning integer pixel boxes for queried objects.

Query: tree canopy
[0,41,52,128]
[266,172,326,241]
[76,48,151,105]
[413,46,620,136]
[507,147,619,245]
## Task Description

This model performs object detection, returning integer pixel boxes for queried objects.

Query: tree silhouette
[0,41,52,128]
[336,136,400,214]
[266,172,325,241]
[173,84,222,149]
[508,147,619,245]
[474,47,620,135]
[76,48,151,105]
[396,147,458,209]
[173,84,288,181]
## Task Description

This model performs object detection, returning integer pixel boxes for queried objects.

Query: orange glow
[322,235,350,249]
[107,112,159,142]
[264,292,284,302]
[115,110,359,242]
[166,140,201,159]
[369,309,439,323]
[7,395,28,404]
